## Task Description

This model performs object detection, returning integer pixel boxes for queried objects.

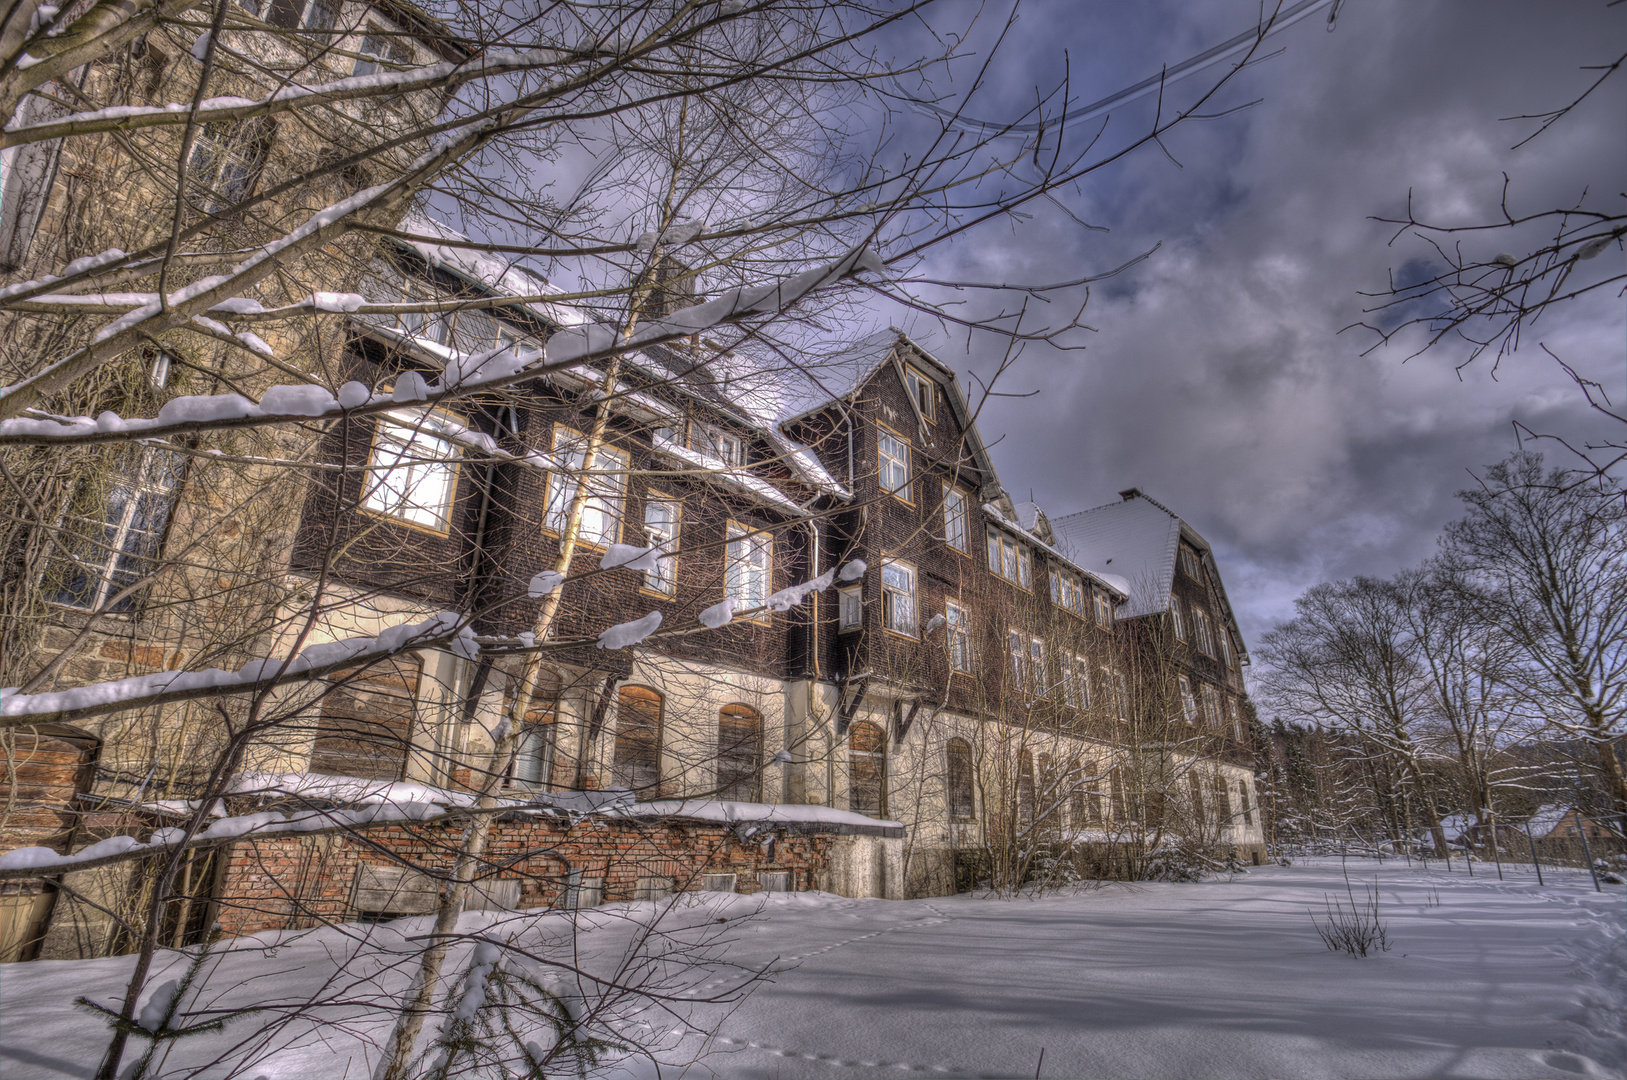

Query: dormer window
[904,365,935,422]
[692,422,744,468]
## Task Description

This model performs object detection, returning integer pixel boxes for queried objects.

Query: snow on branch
[0,612,478,726]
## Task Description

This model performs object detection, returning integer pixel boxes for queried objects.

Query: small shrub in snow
[1310,872,1390,958]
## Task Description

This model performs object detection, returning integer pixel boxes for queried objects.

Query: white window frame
[1192,606,1215,657]
[362,408,463,533]
[44,445,185,613]
[1229,698,1244,740]
[946,600,971,673]
[1170,598,1186,640]
[186,119,274,212]
[544,426,629,548]
[943,485,969,553]
[1093,586,1115,628]
[725,522,772,609]
[692,421,744,468]
[641,495,680,595]
[1178,675,1198,724]
[1029,636,1047,696]
[1202,683,1221,730]
[1009,629,1027,688]
[1051,567,1085,617]
[877,426,911,499]
[353,21,413,76]
[904,365,936,421]
[881,559,917,636]
[838,584,862,632]
[1219,625,1235,667]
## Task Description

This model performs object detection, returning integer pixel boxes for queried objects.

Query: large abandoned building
[0,1,1263,964]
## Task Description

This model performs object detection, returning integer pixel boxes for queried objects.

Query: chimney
[1119,487,1142,502]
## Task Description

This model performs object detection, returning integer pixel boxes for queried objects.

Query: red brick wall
[212,815,835,938]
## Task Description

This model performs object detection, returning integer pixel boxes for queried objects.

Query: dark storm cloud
[884,1,1625,649]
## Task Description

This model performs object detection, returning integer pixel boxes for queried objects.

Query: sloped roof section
[1051,495,1183,618]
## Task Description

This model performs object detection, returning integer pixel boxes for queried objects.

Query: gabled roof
[1051,494,1183,618]
[1052,490,1249,659]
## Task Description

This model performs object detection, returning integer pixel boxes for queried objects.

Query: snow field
[0,861,1618,1079]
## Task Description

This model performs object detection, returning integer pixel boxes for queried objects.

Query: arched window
[716,704,762,802]
[611,686,663,796]
[946,738,975,820]
[849,720,886,817]
[510,667,561,789]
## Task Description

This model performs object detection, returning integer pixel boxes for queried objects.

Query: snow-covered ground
[0,860,1619,1079]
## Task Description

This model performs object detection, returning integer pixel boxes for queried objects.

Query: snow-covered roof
[1524,804,1573,837]
[1051,494,1184,618]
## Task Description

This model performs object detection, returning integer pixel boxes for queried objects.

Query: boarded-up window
[310,657,421,781]
[946,738,975,820]
[757,871,793,892]
[716,704,762,801]
[1016,751,1035,826]
[702,873,737,893]
[611,686,662,796]
[848,720,886,817]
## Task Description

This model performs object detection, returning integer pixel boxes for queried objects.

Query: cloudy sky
[867,0,1624,651]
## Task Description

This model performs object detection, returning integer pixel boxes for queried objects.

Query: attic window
[904,365,935,422]
[1179,545,1202,581]
[692,422,744,468]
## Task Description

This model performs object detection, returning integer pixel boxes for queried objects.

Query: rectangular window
[1178,675,1198,724]
[363,409,462,532]
[1239,781,1255,826]
[44,445,185,612]
[1009,629,1027,688]
[186,118,274,212]
[1170,599,1186,640]
[1030,637,1047,696]
[1063,653,1090,709]
[838,585,862,631]
[544,426,629,547]
[987,528,1031,588]
[943,486,969,552]
[1212,774,1232,823]
[725,523,772,608]
[904,365,935,421]
[266,0,337,30]
[1202,684,1221,730]
[1116,669,1131,718]
[1050,567,1086,617]
[354,23,413,76]
[692,422,744,468]
[1093,587,1115,628]
[1219,625,1235,667]
[1179,545,1202,580]
[1192,606,1215,657]
[877,428,910,499]
[642,496,680,594]
[946,601,971,673]
[881,560,917,636]
[1228,698,1244,740]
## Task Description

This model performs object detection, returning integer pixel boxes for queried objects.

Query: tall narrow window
[943,486,969,552]
[544,427,629,547]
[877,428,910,498]
[904,365,935,420]
[45,445,185,612]
[849,720,886,817]
[611,686,663,796]
[186,118,275,212]
[725,523,771,608]
[1201,684,1221,730]
[946,601,971,673]
[1029,637,1047,695]
[1009,629,1027,688]
[716,705,762,801]
[1187,771,1206,824]
[946,738,974,819]
[510,668,561,789]
[1212,774,1232,824]
[642,496,680,594]
[1016,751,1035,825]
[1238,781,1255,826]
[1219,626,1235,668]
[1093,587,1115,628]
[988,529,1031,588]
[838,584,862,631]
[1170,598,1186,640]
[1229,698,1244,741]
[363,409,462,532]
[881,560,916,636]
[1178,675,1198,724]
[1192,606,1215,657]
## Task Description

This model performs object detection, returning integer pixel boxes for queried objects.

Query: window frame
[1029,636,1048,697]
[716,703,763,802]
[945,737,975,820]
[986,527,1032,590]
[724,520,773,614]
[543,424,630,550]
[942,484,970,554]
[1192,605,1215,657]
[185,118,275,213]
[360,406,465,535]
[639,492,681,597]
[838,584,862,632]
[1092,586,1115,628]
[945,600,971,674]
[1009,628,1027,689]
[353,20,414,76]
[903,364,936,422]
[1201,683,1221,730]
[881,558,918,638]
[692,421,745,469]
[43,444,186,614]
[848,720,887,818]
[1170,598,1186,640]
[611,685,663,796]
[876,424,912,502]
[1178,674,1198,724]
